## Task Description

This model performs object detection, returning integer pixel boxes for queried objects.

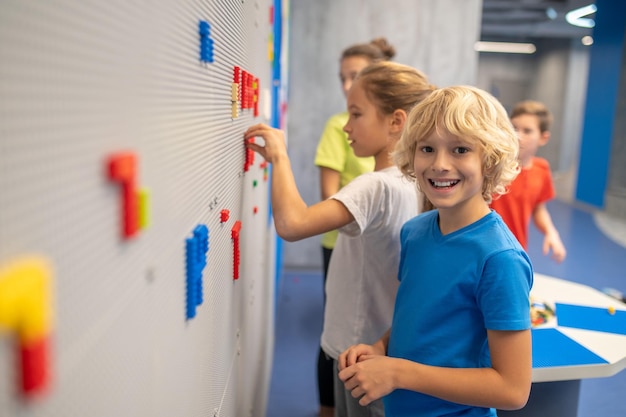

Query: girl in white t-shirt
[314,39,394,417]
[244,61,435,417]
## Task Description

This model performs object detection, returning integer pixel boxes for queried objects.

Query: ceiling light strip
[474,41,536,54]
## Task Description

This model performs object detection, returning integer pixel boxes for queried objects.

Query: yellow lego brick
[232,102,238,118]
[138,187,151,229]
[231,83,239,102]
[267,33,274,61]
[0,257,54,343]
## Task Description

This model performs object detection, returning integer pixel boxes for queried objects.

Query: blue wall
[576,0,626,207]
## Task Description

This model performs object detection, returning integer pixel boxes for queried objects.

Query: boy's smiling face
[511,113,550,168]
[413,128,490,231]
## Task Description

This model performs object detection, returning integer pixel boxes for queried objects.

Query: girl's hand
[243,123,288,163]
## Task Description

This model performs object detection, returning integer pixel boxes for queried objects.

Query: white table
[500,273,626,417]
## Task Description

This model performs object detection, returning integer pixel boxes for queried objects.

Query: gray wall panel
[0,1,280,416]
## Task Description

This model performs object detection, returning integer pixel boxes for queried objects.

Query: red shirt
[490,157,555,249]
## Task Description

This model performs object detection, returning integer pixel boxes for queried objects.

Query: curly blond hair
[393,85,519,204]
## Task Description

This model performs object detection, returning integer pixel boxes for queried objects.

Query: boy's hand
[338,343,383,370]
[338,355,397,406]
[243,123,288,163]
[543,232,566,263]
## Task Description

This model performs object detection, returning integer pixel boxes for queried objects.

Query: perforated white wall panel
[0,1,279,416]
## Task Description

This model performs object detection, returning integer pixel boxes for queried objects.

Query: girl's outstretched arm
[244,123,354,241]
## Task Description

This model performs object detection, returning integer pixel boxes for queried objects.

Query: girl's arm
[244,123,354,241]
[340,329,532,410]
[319,167,341,200]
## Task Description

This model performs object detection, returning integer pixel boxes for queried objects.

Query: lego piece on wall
[0,256,54,398]
[267,3,275,61]
[244,138,255,172]
[220,209,230,223]
[185,224,209,320]
[232,66,242,118]
[231,83,239,102]
[107,151,139,239]
[241,70,257,111]
[260,161,269,182]
[247,72,254,109]
[241,70,250,109]
[267,32,274,62]
[253,77,260,117]
[232,66,259,117]
[138,187,151,230]
[233,66,241,88]
[231,83,239,118]
[199,20,215,63]
[231,221,242,280]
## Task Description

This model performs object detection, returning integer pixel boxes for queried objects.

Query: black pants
[318,247,335,407]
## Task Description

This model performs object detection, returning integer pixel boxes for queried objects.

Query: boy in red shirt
[491,100,566,262]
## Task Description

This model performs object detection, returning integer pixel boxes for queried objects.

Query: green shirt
[314,112,375,249]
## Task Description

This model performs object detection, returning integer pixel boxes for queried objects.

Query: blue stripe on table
[532,328,608,368]
[556,303,626,335]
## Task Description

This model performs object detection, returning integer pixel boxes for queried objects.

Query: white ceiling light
[582,35,594,46]
[566,4,597,28]
[474,41,536,54]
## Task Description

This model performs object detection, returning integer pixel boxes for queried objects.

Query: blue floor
[266,199,626,417]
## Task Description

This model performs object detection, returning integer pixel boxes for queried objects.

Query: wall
[590,0,626,218]
[606,49,626,217]
[560,40,591,185]
[0,1,284,416]
[283,0,482,269]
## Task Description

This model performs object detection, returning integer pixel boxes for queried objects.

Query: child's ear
[390,109,407,133]
[539,130,550,146]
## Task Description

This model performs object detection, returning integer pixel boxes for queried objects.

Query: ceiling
[480,0,596,42]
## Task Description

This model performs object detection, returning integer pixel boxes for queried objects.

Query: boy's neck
[520,156,535,169]
[437,197,491,235]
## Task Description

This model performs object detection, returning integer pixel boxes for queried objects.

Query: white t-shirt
[321,166,419,359]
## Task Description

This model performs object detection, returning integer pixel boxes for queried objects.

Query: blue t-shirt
[385,210,533,417]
